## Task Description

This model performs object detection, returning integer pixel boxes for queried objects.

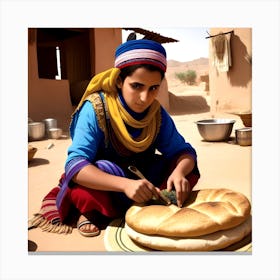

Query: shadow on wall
[228,34,252,87]
[169,92,210,115]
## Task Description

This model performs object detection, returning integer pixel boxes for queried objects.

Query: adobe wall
[93,28,122,74]
[28,28,122,131]
[208,28,252,114]
[28,28,170,131]
[28,30,73,131]
[156,77,170,111]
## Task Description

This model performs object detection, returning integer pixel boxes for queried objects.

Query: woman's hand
[167,171,191,208]
[123,179,159,203]
[166,154,195,207]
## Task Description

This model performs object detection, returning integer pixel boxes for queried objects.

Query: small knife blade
[128,165,171,206]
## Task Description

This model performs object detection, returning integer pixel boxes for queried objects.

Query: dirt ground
[28,81,251,252]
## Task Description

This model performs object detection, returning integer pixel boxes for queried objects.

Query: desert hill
[166,57,209,91]
[167,57,209,67]
[166,57,209,83]
[164,57,211,115]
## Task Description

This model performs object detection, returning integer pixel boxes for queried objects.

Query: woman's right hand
[123,179,160,203]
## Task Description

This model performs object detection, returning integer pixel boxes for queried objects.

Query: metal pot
[48,128,62,139]
[195,119,236,141]
[28,122,45,141]
[43,118,57,137]
[235,127,252,146]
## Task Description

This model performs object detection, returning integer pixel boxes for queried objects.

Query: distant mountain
[166,57,209,80]
[187,57,209,66]
[167,57,209,67]
[167,60,184,67]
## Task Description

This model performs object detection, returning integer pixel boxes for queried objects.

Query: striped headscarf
[114,39,167,72]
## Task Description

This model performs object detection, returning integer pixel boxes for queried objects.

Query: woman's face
[117,67,162,113]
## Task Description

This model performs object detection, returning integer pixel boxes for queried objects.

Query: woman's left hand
[166,172,191,208]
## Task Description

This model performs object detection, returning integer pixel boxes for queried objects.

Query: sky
[122,27,210,62]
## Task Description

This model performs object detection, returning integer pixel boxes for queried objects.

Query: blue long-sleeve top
[65,93,198,171]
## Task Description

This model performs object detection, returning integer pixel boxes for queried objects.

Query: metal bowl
[195,119,236,141]
[48,128,62,139]
[28,122,45,141]
[235,127,252,146]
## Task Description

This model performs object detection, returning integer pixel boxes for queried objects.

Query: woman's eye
[150,86,159,91]
[131,83,141,89]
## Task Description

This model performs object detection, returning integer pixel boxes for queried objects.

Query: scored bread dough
[125,188,251,238]
[125,215,252,251]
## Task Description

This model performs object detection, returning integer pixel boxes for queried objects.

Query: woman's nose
[139,91,149,103]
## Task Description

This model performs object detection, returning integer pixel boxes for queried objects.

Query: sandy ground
[28,83,251,252]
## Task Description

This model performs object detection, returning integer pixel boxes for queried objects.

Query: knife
[128,165,171,206]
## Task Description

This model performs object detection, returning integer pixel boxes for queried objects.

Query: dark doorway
[36,28,92,105]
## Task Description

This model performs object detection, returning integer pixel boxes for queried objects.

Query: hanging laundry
[211,32,232,72]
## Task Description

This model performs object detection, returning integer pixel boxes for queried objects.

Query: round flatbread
[125,188,251,237]
[125,215,252,251]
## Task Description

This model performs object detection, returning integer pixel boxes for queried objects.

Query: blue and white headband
[114,39,167,72]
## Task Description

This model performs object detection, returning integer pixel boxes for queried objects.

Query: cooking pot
[235,127,252,146]
[43,118,57,137]
[48,128,62,139]
[28,122,45,141]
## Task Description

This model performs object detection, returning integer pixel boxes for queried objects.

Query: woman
[32,39,200,237]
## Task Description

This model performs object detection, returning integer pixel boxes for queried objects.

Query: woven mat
[104,218,252,252]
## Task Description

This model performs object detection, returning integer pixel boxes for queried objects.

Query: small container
[28,122,45,141]
[43,118,57,137]
[48,128,62,139]
[235,127,252,146]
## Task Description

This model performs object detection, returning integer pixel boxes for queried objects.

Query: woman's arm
[156,108,200,207]
[68,102,160,203]
[73,164,160,203]
[156,107,198,161]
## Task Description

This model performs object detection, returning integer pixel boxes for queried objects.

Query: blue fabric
[66,101,103,166]
[115,39,166,59]
[66,96,197,171]
[155,108,197,160]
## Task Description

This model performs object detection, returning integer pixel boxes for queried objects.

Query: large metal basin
[195,119,236,141]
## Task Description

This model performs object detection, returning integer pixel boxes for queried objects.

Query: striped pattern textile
[56,157,91,210]
[40,186,61,224]
[114,39,167,72]
[28,159,127,234]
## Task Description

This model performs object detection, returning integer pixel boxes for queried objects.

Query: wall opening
[36,28,92,105]
[55,46,61,80]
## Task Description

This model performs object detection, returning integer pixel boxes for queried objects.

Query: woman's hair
[119,64,165,82]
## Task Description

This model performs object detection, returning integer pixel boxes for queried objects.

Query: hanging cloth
[211,32,232,72]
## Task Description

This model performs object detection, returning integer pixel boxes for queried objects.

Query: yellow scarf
[75,68,161,153]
